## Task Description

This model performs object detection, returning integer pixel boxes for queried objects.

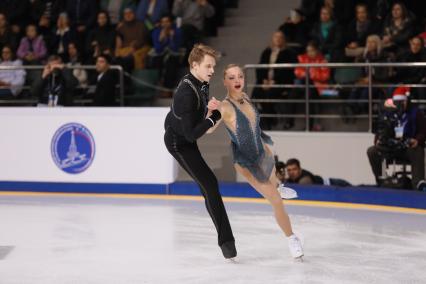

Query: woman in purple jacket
[17,24,47,65]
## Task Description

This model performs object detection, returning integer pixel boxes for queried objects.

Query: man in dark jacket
[395,36,426,99]
[285,158,322,185]
[164,44,236,259]
[345,4,381,49]
[33,54,78,106]
[93,53,117,106]
[367,86,426,190]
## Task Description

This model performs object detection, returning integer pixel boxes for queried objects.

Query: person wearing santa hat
[367,86,426,190]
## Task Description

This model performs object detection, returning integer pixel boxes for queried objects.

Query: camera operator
[33,54,78,106]
[367,86,426,190]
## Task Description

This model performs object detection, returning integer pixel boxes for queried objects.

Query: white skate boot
[288,234,304,261]
[278,184,298,199]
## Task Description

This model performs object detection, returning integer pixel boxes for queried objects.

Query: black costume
[164,73,236,258]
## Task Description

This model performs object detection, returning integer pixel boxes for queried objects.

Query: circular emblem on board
[51,123,95,174]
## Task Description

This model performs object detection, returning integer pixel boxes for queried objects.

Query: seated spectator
[346,35,392,118]
[136,0,169,30]
[172,0,215,55]
[396,36,426,81]
[115,7,151,70]
[285,158,323,185]
[294,41,330,131]
[0,13,18,52]
[309,6,343,62]
[251,31,297,130]
[367,86,426,190]
[66,42,88,87]
[32,54,78,106]
[382,2,415,52]
[93,54,118,106]
[345,3,381,58]
[278,9,309,53]
[86,11,116,59]
[285,158,351,186]
[100,0,134,26]
[151,14,183,89]
[17,24,48,65]
[50,13,76,62]
[0,45,26,97]
[294,41,330,97]
[394,36,426,95]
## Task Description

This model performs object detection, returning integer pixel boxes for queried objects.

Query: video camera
[376,108,410,153]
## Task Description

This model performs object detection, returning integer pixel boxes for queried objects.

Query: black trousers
[367,145,425,189]
[164,128,235,246]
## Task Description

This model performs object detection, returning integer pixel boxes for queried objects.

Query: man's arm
[176,86,221,142]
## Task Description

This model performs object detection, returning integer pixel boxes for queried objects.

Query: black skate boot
[220,240,237,259]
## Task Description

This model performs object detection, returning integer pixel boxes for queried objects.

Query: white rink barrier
[0,107,177,184]
[269,131,376,185]
[236,131,377,185]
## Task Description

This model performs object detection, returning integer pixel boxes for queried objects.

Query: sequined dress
[224,97,275,183]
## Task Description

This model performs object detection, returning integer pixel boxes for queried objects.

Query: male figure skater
[164,44,236,259]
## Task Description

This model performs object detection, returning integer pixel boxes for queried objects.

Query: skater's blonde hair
[223,64,243,79]
[188,44,219,67]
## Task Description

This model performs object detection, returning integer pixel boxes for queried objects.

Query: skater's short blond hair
[188,44,219,67]
[223,64,243,79]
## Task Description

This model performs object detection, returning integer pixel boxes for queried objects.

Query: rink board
[0,181,425,210]
[0,107,177,184]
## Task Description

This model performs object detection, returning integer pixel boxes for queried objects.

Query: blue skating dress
[224,97,275,183]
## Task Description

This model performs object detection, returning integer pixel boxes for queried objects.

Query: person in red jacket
[294,41,330,130]
[294,41,330,95]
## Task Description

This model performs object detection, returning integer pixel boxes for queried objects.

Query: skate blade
[293,255,304,262]
[226,257,238,263]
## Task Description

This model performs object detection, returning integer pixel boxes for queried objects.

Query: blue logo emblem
[51,123,96,174]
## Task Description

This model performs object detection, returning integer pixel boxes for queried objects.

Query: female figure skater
[208,64,303,259]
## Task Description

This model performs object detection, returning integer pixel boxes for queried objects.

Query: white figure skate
[278,184,298,199]
[288,234,304,261]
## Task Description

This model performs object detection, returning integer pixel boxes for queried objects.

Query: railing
[0,64,124,106]
[243,62,426,132]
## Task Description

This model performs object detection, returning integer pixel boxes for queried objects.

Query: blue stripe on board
[0,181,167,195]
[0,181,425,209]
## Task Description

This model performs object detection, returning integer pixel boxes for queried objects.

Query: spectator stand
[244,62,426,132]
[0,64,124,106]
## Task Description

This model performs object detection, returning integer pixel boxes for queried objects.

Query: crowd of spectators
[253,0,426,130]
[0,0,236,105]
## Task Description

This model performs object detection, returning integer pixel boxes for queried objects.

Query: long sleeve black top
[164,73,214,143]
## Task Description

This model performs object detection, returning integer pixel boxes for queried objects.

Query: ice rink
[0,192,425,284]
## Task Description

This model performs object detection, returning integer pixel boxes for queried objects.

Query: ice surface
[0,195,425,284]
